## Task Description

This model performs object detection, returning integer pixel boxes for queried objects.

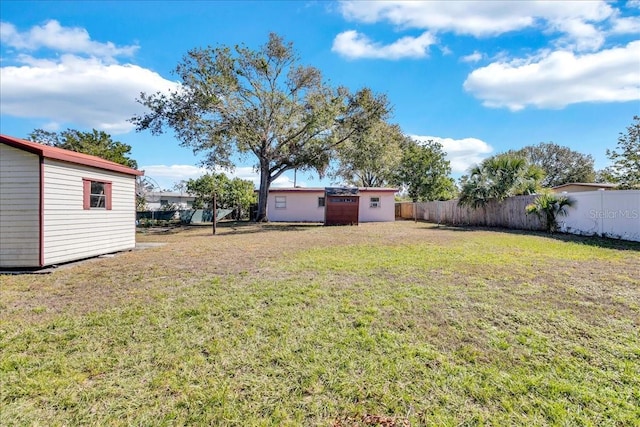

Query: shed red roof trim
[1,134,143,176]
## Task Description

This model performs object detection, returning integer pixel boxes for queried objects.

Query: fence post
[599,189,604,237]
[212,192,217,235]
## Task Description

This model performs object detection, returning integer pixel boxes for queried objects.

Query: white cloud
[339,1,534,36]
[42,121,61,131]
[628,0,640,9]
[1,20,138,61]
[139,164,295,191]
[610,16,640,34]
[550,18,605,51]
[0,21,177,134]
[410,135,493,173]
[332,30,435,59]
[463,40,640,110]
[439,45,453,56]
[461,51,483,63]
[1,55,178,133]
[141,164,208,182]
[338,1,614,39]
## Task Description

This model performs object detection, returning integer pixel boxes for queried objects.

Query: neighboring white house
[145,191,196,210]
[0,134,143,268]
[266,187,397,224]
[552,183,617,193]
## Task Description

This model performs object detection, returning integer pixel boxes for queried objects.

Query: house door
[325,196,359,225]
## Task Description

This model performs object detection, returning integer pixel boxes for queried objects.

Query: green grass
[1,222,639,426]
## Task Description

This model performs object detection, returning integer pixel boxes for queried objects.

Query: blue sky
[1,0,639,190]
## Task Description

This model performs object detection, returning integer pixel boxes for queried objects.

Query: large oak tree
[393,138,456,202]
[131,33,389,221]
[509,142,595,188]
[330,121,404,187]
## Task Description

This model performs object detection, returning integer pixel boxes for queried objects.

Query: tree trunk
[255,164,271,222]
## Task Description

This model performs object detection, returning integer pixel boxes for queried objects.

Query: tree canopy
[184,173,256,219]
[393,139,456,202]
[131,33,389,221]
[458,154,544,209]
[330,121,404,187]
[27,129,138,169]
[601,116,640,189]
[509,142,595,188]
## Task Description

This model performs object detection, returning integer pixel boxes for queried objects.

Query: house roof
[267,187,397,193]
[147,191,195,199]
[552,182,617,190]
[1,134,143,176]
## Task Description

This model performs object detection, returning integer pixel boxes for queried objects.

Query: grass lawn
[1,221,639,426]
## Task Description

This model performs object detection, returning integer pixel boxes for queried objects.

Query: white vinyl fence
[399,190,640,242]
[557,190,640,242]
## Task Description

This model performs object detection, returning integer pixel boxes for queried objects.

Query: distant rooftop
[267,187,397,193]
[552,182,617,190]
[147,191,195,198]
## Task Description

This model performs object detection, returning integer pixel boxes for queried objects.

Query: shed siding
[42,159,136,265]
[0,144,41,267]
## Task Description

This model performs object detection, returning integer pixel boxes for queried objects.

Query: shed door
[325,196,359,225]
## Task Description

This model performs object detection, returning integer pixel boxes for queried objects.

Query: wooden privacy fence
[396,195,545,231]
[396,191,639,241]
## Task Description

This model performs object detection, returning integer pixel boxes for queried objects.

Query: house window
[83,179,112,210]
[275,196,286,209]
[160,199,169,207]
[318,197,325,207]
[370,197,381,208]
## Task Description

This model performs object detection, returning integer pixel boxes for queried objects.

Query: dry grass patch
[1,221,639,425]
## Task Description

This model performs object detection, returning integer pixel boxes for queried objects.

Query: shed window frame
[370,196,381,208]
[275,196,287,209]
[83,178,112,210]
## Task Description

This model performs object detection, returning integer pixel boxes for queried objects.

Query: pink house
[266,187,397,224]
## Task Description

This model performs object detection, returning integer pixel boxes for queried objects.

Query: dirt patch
[2,221,638,323]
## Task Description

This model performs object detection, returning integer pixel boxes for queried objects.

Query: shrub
[526,192,576,233]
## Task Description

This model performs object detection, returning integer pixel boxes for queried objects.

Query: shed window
[275,196,286,209]
[370,197,381,208]
[83,179,112,210]
[318,197,325,207]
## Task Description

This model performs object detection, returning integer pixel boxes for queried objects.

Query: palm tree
[525,192,576,233]
[459,154,544,209]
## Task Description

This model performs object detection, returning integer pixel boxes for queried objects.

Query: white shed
[266,187,397,224]
[0,134,143,268]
